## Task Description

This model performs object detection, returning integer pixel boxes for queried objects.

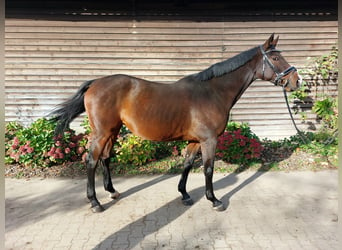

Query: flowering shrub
[216,122,263,165]
[113,135,187,166]
[5,117,262,169]
[114,134,157,165]
[5,118,86,167]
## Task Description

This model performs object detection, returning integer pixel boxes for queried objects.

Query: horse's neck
[215,64,257,108]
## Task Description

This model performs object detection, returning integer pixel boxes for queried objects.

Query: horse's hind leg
[100,135,120,200]
[101,158,120,199]
[178,143,200,206]
[86,134,115,213]
[86,142,103,212]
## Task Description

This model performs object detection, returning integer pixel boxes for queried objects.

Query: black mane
[193,46,259,81]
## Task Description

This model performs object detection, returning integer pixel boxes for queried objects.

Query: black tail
[49,80,94,136]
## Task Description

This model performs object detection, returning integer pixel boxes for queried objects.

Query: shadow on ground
[5,175,175,232]
[94,162,276,249]
[5,147,292,238]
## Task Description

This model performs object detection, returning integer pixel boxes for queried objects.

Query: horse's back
[84,74,195,141]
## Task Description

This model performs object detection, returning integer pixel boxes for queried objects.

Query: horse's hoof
[91,205,105,213]
[109,191,120,199]
[182,197,194,206]
[213,201,225,211]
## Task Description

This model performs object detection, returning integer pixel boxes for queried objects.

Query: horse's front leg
[178,143,200,206]
[200,138,224,211]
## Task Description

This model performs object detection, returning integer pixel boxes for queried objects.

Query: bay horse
[51,34,301,212]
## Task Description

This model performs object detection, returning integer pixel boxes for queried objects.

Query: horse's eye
[272,56,279,61]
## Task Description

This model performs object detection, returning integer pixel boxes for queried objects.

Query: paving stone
[5,171,338,250]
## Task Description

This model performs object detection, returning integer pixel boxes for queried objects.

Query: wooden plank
[5,19,337,28]
[5,18,338,139]
[5,25,337,36]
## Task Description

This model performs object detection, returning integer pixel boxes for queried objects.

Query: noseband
[259,45,297,87]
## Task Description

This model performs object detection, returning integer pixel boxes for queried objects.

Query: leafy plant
[289,47,338,131]
[262,130,337,162]
[298,46,338,88]
[114,134,157,165]
[154,141,188,158]
[312,96,337,129]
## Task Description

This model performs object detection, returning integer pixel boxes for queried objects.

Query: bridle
[259,45,308,142]
[259,45,297,88]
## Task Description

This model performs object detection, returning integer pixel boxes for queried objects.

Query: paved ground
[5,170,338,250]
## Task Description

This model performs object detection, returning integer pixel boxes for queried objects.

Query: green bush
[313,96,337,130]
[114,134,157,165]
[113,134,187,166]
[262,130,337,158]
[216,122,263,165]
[154,141,188,158]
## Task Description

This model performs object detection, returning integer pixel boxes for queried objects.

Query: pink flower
[55,153,64,159]
[19,145,26,154]
[10,152,20,161]
[26,147,34,154]
[64,147,71,154]
[12,137,19,149]
[76,146,85,154]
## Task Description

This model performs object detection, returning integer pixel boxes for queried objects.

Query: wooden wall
[5,19,338,139]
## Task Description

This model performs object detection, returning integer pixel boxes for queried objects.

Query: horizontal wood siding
[5,19,338,139]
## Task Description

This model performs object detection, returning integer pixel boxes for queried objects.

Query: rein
[282,88,308,143]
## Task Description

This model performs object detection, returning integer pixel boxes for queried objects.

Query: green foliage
[312,96,337,129]
[154,141,188,158]
[290,47,338,130]
[216,122,263,166]
[311,46,338,80]
[5,118,86,167]
[5,115,337,172]
[80,115,91,135]
[113,135,187,166]
[297,46,338,88]
[289,83,310,102]
[262,130,337,158]
[114,134,157,166]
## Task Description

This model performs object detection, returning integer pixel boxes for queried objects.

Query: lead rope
[282,88,309,144]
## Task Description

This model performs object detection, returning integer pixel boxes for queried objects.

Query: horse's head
[257,34,301,92]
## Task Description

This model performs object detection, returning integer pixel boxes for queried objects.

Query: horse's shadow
[94,159,279,249]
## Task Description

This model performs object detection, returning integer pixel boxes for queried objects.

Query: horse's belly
[121,110,188,142]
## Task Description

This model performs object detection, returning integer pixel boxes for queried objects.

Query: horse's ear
[263,33,279,50]
[273,35,279,47]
